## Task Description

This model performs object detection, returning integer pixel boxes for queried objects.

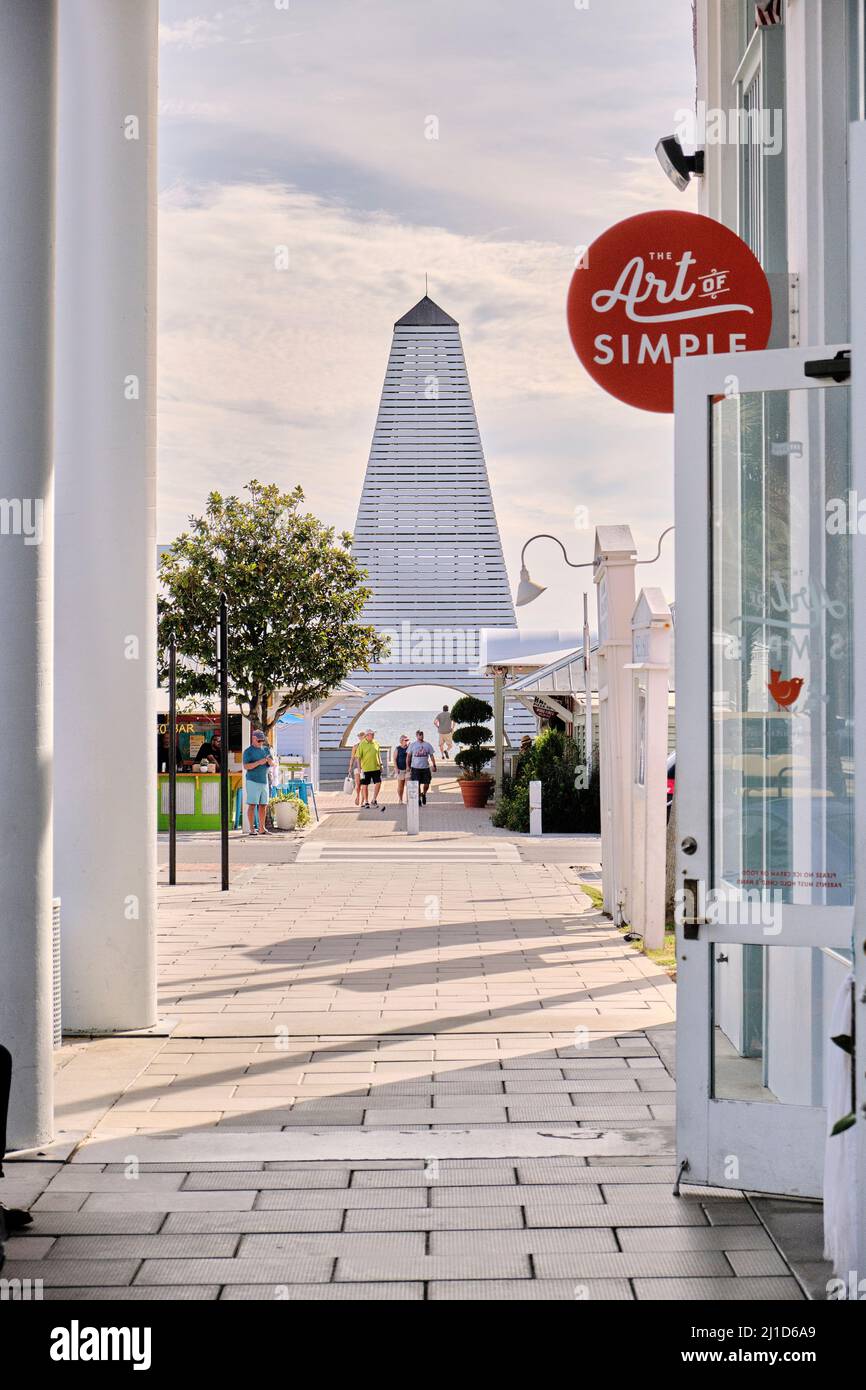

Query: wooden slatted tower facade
[319,295,532,766]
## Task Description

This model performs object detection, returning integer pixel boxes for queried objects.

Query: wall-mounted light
[655,135,704,193]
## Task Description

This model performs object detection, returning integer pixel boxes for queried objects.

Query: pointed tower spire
[318,293,532,761]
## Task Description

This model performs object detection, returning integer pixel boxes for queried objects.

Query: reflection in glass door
[676,343,856,1198]
[710,386,853,1109]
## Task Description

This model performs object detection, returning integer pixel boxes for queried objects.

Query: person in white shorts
[348,740,362,804]
[393,734,410,802]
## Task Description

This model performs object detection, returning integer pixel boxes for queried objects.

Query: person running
[357,729,385,811]
[433,704,454,758]
[348,739,362,804]
[408,729,437,806]
[393,734,410,803]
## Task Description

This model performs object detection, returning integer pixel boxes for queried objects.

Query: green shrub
[450,695,494,780]
[492,728,600,833]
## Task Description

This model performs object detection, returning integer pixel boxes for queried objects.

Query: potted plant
[268,789,309,831]
[450,695,495,808]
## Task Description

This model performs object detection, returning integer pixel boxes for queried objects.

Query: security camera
[655,134,704,192]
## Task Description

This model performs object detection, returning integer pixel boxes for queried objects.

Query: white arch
[338,680,514,750]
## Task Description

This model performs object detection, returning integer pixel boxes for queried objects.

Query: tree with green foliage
[492,727,601,833]
[450,695,495,780]
[158,480,387,736]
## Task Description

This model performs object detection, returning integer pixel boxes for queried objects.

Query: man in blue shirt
[408,729,437,806]
[243,729,274,836]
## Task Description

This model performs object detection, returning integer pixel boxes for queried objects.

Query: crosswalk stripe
[297,841,520,864]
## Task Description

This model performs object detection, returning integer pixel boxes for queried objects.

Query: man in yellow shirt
[357,729,385,811]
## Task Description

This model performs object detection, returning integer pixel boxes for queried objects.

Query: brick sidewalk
[4,788,805,1300]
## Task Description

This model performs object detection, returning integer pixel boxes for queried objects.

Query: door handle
[680,877,709,940]
[716,952,729,963]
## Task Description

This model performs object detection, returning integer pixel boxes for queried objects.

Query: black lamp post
[168,641,177,887]
[217,593,230,893]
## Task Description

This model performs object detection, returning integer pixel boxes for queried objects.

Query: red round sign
[567,210,772,413]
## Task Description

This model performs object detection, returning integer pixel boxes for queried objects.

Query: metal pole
[219,592,230,892]
[583,592,593,781]
[168,641,177,886]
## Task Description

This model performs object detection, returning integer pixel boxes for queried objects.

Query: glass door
[674,344,854,1198]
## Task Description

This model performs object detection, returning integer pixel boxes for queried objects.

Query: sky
[157,0,697,634]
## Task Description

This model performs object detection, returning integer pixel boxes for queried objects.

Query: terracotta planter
[459,777,493,809]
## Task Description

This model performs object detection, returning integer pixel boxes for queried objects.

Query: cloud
[158,180,677,615]
[159,16,226,50]
[156,0,692,626]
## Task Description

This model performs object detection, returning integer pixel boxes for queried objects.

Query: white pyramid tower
[319,294,532,766]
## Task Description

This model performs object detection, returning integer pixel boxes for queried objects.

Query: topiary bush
[450,695,494,780]
[492,727,600,833]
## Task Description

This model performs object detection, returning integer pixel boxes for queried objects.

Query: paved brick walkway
[4,778,804,1299]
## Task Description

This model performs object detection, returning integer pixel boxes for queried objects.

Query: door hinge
[787,272,799,346]
[804,349,851,382]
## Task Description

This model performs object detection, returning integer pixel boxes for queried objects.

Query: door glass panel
[711,386,854,909]
[712,943,853,1103]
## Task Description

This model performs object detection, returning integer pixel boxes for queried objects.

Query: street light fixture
[515,534,592,608]
[515,527,675,609]
[515,567,547,607]
[513,525,674,789]
[655,134,704,192]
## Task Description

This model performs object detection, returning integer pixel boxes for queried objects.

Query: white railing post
[628,588,673,950]
[593,527,637,924]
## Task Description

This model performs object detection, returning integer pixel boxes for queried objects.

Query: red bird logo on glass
[767,670,804,710]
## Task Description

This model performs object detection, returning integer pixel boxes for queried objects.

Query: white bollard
[529,780,542,837]
[407,779,420,835]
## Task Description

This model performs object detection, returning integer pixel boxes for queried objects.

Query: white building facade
[675,0,866,1283]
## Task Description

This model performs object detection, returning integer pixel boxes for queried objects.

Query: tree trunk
[260,692,277,747]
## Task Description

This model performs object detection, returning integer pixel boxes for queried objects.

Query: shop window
[733,18,787,275]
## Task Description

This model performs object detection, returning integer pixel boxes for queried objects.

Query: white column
[492,668,505,794]
[54,1,158,1030]
[848,116,866,1318]
[593,526,637,924]
[0,0,57,1147]
[311,713,321,791]
[301,705,314,783]
[628,589,672,950]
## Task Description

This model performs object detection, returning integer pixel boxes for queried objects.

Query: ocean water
[345,710,498,755]
[276,708,500,769]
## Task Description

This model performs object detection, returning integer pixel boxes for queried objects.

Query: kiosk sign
[567,210,772,413]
